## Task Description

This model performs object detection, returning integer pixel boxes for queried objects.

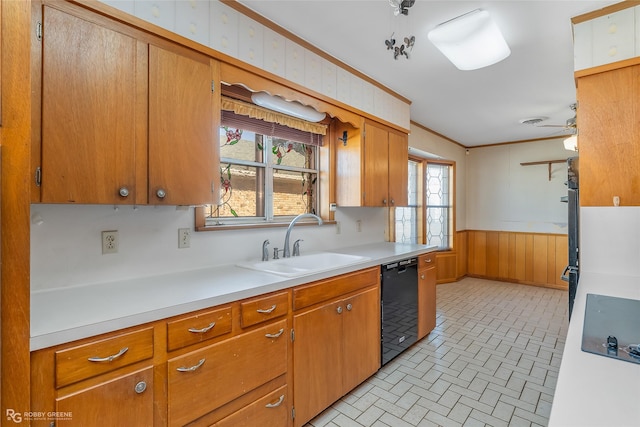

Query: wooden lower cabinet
[212,385,289,427]
[167,319,288,427]
[418,258,437,340]
[55,367,154,427]
[292,271,380,427]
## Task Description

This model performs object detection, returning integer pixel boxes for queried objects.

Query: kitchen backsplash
[580,207,640,277]
[30,205,387,292]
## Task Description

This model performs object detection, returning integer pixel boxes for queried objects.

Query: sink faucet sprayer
[283,213,323,258]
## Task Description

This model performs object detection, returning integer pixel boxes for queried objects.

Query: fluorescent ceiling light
[428,9,511,71]
[251,92,326,122]
[563,134,578,151]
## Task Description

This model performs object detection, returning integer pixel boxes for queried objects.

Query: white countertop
[549,272,640,427]
[31,242,434,351]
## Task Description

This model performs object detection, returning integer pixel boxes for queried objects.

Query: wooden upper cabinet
[148,44,218,206]
[40,5,145,204]
[37,3,219,205]
[336,120,408,207]
[388,130,409,207]
[577,64,640,206]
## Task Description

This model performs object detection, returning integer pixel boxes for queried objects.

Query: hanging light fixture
[251,92,326,122]
[428,9,511,70]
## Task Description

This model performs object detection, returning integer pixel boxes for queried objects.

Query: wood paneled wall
[465,230,568,290]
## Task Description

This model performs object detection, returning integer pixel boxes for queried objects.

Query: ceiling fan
[520,103,577,132]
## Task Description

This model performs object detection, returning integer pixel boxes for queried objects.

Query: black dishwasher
[381,257,418,365]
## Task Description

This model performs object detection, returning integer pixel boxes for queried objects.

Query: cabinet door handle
[346,303,353,311]
[382,199,388,205]
[265,328,284,339]
[87,347,128,363]
[176,358,205,372]
[256,304,277,314]
[390,199,395,205]
[134,381,147,394]
[156,188,167,199]
[421,274,425,280]
[118,187,130,197]
[265,394,285,408]
[336,306,343,314]
[188,322,216,334]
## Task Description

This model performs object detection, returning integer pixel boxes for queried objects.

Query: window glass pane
[273,170,316,216]
[426,163,452,250]
[395,207,418,243]
[220,128,264,162]
[215,163,264,218]
[407,159,419,207]
[270,139,316,168]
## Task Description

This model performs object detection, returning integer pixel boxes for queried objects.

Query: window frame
[393,156,455,251]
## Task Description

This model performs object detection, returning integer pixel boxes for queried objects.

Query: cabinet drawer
[212,385,289,427]
[167,319,288,427]
[240,291,288,328]
[419,252,436,269]
[55,327,154,388]
[293,267,379,311]
[167,306,232,351]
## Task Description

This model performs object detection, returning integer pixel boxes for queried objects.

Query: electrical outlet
[178,228,191,248]
[335,221,341,235]
[356,220,362,232]
[102,230,118,254]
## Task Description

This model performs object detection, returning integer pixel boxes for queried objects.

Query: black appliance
[581,293,640,364]
[381,257,418,366]
[561,156,579,319]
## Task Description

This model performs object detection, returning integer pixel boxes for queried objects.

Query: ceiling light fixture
[251,92,326,122]
[427,9,511,71]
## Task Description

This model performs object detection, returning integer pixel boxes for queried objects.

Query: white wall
[465,138,570,233]
[408,124,467,230]
[30,205,387,291]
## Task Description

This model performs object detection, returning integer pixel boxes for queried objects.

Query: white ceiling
[237,0,618,147]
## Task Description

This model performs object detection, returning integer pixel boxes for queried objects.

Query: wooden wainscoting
[466,230,568,290]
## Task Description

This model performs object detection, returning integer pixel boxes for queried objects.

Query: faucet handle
[293,239,303,256]
[273,247,282,260]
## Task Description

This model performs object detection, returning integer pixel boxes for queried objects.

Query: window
[395,158,454,250]
[205,110,321,226]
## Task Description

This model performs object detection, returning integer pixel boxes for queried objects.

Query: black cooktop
[582,293,640,364]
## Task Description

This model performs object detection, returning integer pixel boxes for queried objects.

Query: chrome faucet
[283,213,323,258]
[262,239,270,261]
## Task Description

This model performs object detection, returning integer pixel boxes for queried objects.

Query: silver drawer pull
[265,328,284,339]
[88,347,128,363]
[425,258,432,263]
[134,381,147,394]
[265,394,285,408]
[188,322,216,334]
[256,304,277,314]
[176,358,205,372]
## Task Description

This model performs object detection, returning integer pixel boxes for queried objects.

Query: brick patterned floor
[305,277,569,427]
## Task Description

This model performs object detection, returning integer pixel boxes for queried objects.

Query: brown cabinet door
[418,266,437,339]
[578,64,640,206]
[363,122,389,207]
[292,300,343,427]
[148,44,217,206]
[41,6,144,204]
[388,131,409,207]
[342,287,380,392]
[55,367,153,426]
